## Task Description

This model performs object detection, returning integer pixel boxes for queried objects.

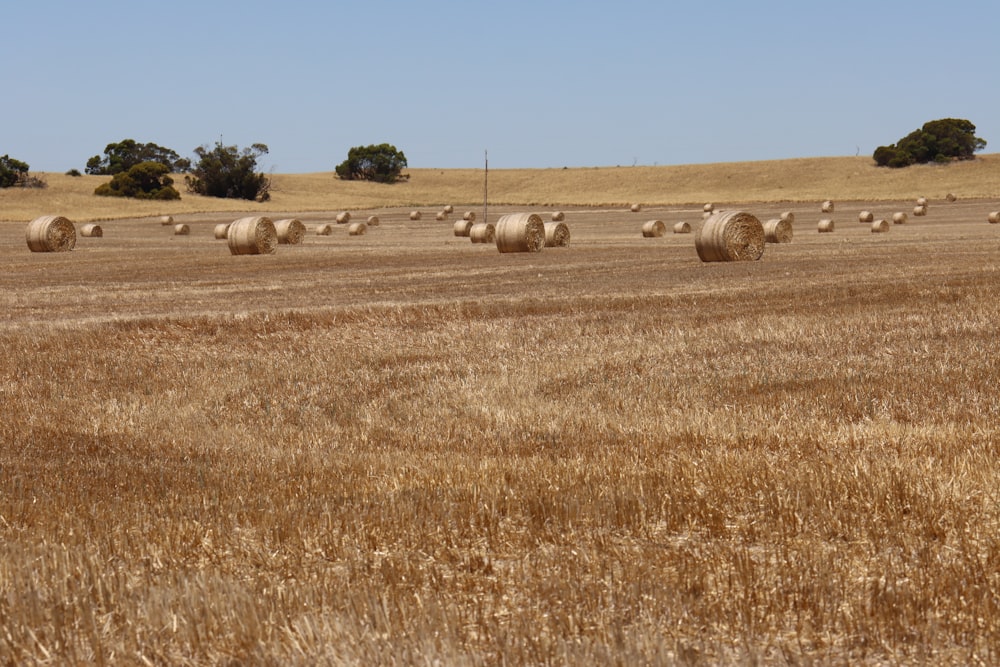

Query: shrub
[94,161,180,200]
[873,118,986,168]
[66,168,82,177]
[335,143,408,183]
[185,142,271,201]
[86,139,190,175]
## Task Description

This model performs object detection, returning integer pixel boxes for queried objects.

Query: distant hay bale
[436,212,447,221]
[916,197,928,207]
[348,222,367,236]
[463,211,477,222]
[817,219,835,233]
[551,211,565,221]
[409,211,422,221]
[780,211,795,224]
[315,223,334,236]
[858,210,874,223]
[274,218,306,244]
[821,200,834,213]
[26,215,76,252]
[988,212,1000,224]
[214,223,232,239]
[672,221,691,235]
[227,216,278,255]
[702,211,713,220]
[443,205,454,214]
[453,219,474,237]
[695,210,765,262]
[159,215,174,226]
[946,193,957,202]
[543,221,570,247]
[335,211,351,224]
[913,205,927,217]
[80,223,103,238]
[703,203,714,213]
[871,219,890,233]
[763,218,793,243]
[891,212,908,225]
[469,222,496,244]
[641,220,666,237]
[173,223,190,236]
[366,215,380,227]
[495,213,545,253]
[630,203,642,212]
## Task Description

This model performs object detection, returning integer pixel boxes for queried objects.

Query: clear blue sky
[4,0,997,173]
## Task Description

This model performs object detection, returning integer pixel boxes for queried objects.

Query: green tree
[86,139,191,175]
[873,118,986,168]
[0,154,30,188]
[184,142,271,201]
[335,143,408,183]
[94,161,181,200]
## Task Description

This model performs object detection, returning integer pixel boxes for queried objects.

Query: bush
[66,168,82,177]
[873,118,986,168]
[0,154,30,188]
[86,139,190,175]
[185,142,271,201]
[94,161,180,200]
[335,143,408,183]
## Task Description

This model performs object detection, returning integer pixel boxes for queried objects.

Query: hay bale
[703,203,714,213]
[858,210,874,223]
[543,221,570,247]
[26,215,76,252]
[348,222,367,236]
[821,200,834,213]
[469,223,496,244]
[227,216,277,255]
[695,211,765,262]
[444,205,454,214]
[315,223,334,236]
[641,220,666,237]
[892,212,908,225]
[988,212,1000,224]
[80,223,103,238]
[871,219,890,233]
[159,215,174,226]
[495,213,545,253]
[409,211,422,221]
[274,218,306,244]
[366,215,380,227]
[336,211,351,224]
[817,219,835,233]
[916,197,928,207]
[453,219,474,237]
[462,211,477,222]
[702,211,713,220]
[436,212,447,221]
[946,193,957,202]
[763,218,793,243]
[630,203,642,212]
[173,224,190,236]
[672,221,691,235]
[551,211,565,221]
[214,223,232,239]
[780,211,795,224]
[913,205,927,217]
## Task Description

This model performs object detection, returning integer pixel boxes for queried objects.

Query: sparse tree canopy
[873,118,986,168]
[335,143,408,183]
[86,139,191,175]
[185,142,271,201]
[94,161,180,200]
[0,154,30,188]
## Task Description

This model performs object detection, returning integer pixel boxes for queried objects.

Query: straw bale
[703,203,714,213]
[214,223,232,239]
[409,211,422,221]
[444,205,454,214]
[469,223,496,244]
[780,211,795,224]
[763,218,793,243]
[274,218,306,244]
[463,211,477,222]
[913,205,927,217]
[495,213,545,253]
[551,211,565,221]
[26,215,76,252]
[946,193,957,202]
[892,212,907,225]
[173,224,190,235]
[543,221,570,247]
[227,216,278,255]
[630,203,642,212]
[436,212,447,221]
[821,200,834,213]
[367,215,380,227]
[641,220,666,237]
[348,222,367,236]
[858,210,874,223]
[453,219,474,237]
[672,221,691,235]
[988,212,1000,224]
[817,219,835,233]
[80,223,103,238]
[695,211,765,262]
[871,219,890,233]
[916,197,928,207]
[336,211,351,224]
[315,223,334,236]
[159,215,174,226]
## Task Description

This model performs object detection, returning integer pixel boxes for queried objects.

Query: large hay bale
[348,222,367,236]
[274,218,306,244]
[913,205,927,217]
[818,219,835,233]
[366,215,380,227]
[26,216,76,252]
[159,215,174,226]
[543,221,570,247]
[871,219,889,233]
[763,218,793,243]
[551,211,565,221]
[695,211,765,262]
[858,210,874,223]
[409,211,422,221]
[672,221,691,235]
[227,216,278,255]
[173,224,190,236]
[780,211,795,224]
[469,222,496,244]
[453,219,474,237]
[630,203,642,212]
[988,212,1000,224]
[315,223,334,236]
[495,213,545,253]
[462,211,477,222]
[336,211,351,224]
[821,200,834,213]
[80,223,103,238]
[892,212,908,225]
[641,220,666,237]
[214,223,232,239]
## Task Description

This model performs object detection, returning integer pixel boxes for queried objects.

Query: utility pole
[483,149,488,224]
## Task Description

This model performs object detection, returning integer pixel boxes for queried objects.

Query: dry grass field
[3,157,1000,664]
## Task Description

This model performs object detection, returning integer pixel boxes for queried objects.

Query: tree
[85,139,191,175]
[873,118,986,168]
[0,154,30,188]
[184,142,271,201]
[94,161,180,200]
[335,143,408,183]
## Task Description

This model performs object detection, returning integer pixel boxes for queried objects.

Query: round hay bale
[335,211,351,224]
[817,219,835,233]
[630,203,642,212]
[695,211,765,262]
[913,205,927,217]
[891,212,908,225]
[348,222,367,236]
[173,224,190,236]
[551,211,565,221]
[543,221,570,247]
[453,219,474,237]
[315,223,334,236]
[871,219,890,233]
[214,223,232,239]
[641,220,666,237]
[702,210,713,220]
[444,205,454,214]
[780,211,795,224]
[409,211,422,221]
[495,213,545,253]
[946,193,957,202]
[469,222,496,244]
[80,223,103,238]
[672,221,691,235]
[462,211,477,222]
[916,197,928,207]
[763,218,793,243]
[436,212,447,221]
[703,203,714,213]
[821,200,835,213]
[26,216,76,252]
[274,218,306,245]
[858,210,874,223]
[366,215,380,227]
[988,212,1000,224]
[159,215,174,226]
[227,216,277,255]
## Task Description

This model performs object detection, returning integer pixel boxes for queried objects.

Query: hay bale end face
[672,221,691,235]
[988,212,1000,224]
[366,215,380,227]
[543,221,570,247]
[469,222,496,244]
[495,213,546,253]
[821,200,834,213]
[858,210,874,223]
[641,220,666,237]
[227,216,278,255]
[274,219,306,245]
[695,210,765,262]
[26,215,77,252]
[551,211,565,222]
[409,211,422,221]
[173,224,190,236]
[780,211,795,224]
[348,222,367,236]
[335,211,351,224]
[315,223,334,236]
[80,223,103,238]
[453,219,474,237]
[892,212,908,225]
[159,215,174,226]
[871,219,889,233]
[818,219,835,233]
[763,218,793,243]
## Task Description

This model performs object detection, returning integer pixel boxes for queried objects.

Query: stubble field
[3,158,1000,664]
